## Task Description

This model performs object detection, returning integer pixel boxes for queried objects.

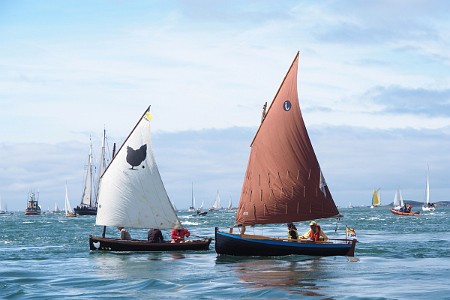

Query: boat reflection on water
[92,252,187,279]
[216,257,327,297]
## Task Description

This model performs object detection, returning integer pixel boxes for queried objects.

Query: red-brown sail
[235,52,340,226]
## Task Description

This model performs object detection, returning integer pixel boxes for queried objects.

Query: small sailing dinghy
[215,52,356,257]
[89,106,211,252]
[64,183,77,217]
[209,190,222,211]
[422,167,435,212]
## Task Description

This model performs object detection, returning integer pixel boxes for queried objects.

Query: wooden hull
[89,236,212,252]
[74,206,97,215]
[214,227,356,257]
[390,208,420,216]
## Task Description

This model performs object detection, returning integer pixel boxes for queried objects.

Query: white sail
[95,107,180,229]
[65,184,75,215]
[0,197,6,214]
[212,190,222,210]
[188,182,196,211]
[81,140,94,207]
[393,189,404,209]
[422,166,435,211]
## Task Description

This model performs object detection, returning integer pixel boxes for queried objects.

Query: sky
[1,0,450,211]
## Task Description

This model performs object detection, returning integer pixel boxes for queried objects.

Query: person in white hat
[171,221,190,243]
[299,221,328,241]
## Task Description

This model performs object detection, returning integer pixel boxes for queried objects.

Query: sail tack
[95,108,180,229]
[235,52,339,226]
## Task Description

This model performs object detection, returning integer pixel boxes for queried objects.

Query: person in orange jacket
[300,221,328,241]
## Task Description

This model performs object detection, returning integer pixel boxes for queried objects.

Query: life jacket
[309,225,322,241]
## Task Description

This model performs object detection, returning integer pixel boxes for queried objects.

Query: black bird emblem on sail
[126,144,147,169]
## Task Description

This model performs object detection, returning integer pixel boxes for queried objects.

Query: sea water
[1,207,450,299]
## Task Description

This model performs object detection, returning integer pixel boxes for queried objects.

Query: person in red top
[171,221,190,243]
[299,221,328,241]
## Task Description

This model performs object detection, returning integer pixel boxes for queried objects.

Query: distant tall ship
[75,139,97,215]
[25,191,41,215]
[75,130,109,216]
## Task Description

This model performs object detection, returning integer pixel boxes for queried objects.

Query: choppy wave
[1,207,450,298]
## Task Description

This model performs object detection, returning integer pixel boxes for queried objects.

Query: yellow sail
[371,189,381,207]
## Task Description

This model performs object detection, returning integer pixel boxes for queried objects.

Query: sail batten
[235,53,339,226]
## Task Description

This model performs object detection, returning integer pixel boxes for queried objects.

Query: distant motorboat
[25,191,41,216]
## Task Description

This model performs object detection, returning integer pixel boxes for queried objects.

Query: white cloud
[1,1,450,211]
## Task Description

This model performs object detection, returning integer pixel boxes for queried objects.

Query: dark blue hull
[215,227,356,257]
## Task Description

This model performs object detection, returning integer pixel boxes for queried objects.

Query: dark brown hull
[89,236,212,252]
[215,227,356,257]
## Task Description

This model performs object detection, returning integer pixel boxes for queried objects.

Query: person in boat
[118,227,132,240]
[148,228,164,243]
[406,204,412,213]
[299,221,328,242]
[171,221,190,243]
[287,222,299,240]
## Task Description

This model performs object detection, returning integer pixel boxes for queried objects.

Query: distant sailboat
[0,197,7,214]
[75,129,109,216]
[209,190,222,211]
[371,188,381,208]
[393,189,404,210]
[75,137,97,216]
[227,196,234,211]
[215,52,356,257]
[53,202,61,213]
[188,182,196,212]
[422,167,435,212]
[65,183,77,217]
[89,106,211,252]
